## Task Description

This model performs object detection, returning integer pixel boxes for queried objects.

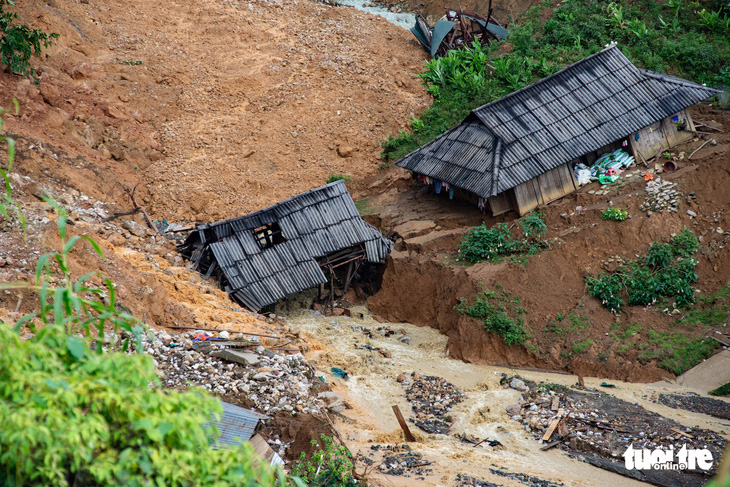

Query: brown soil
[368,105,730,383]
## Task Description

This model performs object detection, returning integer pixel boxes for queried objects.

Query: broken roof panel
[396,46,719,198]
[211,401,268,449]
[181,181,392,310]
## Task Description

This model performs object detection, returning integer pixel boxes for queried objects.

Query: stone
[212,349,261,366]
[108,233,126,246]
[336,145,354,158]
[687,210,697,217]
[396,373,406,383]
[122,220,148,238]
[510,378,528,392]
[218,330,230,339]
[506,404,521,416]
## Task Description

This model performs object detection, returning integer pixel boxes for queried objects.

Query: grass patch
[354,198,374,216]
[326,174,350,184]
[709,382,730,396]
[609,321,642,340]
[544,312,590,336]
[456,286,528,345]
[676,284,730,329]
[459,211,547,264]
[586,229,699,313]
[572,339,594,354]
[638,330,719,375]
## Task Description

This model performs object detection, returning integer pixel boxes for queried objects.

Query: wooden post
[392,405,415,442]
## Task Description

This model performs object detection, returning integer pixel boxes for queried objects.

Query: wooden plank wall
[513,163,578,215]
[663,109,696,148]
[488,192,513,216]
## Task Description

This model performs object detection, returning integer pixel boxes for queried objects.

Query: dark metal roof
[182,180,393,310]
[396,46,720,198]
[211,401,268,449]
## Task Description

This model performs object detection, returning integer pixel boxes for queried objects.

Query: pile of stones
[640,178,681,214]
[404,374,464,434]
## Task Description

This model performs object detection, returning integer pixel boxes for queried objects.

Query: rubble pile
[510,384,726,477]
[140,329,325,416]
[404,374,464,434]
[370,445,432,479]
[655,392,730,420]
[455,473,499,487]
[488,466,564,487]
[640,178,681,214]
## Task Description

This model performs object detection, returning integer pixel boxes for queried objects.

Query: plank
[542,416,561,441]
[392,405,416,442]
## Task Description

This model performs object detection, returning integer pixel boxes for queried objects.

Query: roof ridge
[639,69,722,93]
[472,44,626,119]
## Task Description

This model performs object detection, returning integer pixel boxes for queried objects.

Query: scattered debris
[405,374,465,434]
[511,383,726,484]
[655,393,730,421]
[378,448,432,478]
[489,466,564,486]
[455,473,500,487]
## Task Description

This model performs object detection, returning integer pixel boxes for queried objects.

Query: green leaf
[66,336,85,360]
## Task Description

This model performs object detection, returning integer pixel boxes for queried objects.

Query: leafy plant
[0,100,24,227]
[0,0,58,78]
[572,338,593,354]
[586,230,700,312]
[601,208,628,221]
[709,381,730,396]
[456,288,528,345]
[459,212,548,264]
[292,435,357,487]
[326,174,351,184]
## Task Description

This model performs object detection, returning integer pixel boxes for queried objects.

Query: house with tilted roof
[179,180,392,311]
[396,45,720,216]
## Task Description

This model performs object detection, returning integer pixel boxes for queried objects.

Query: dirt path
[285,306,729,486]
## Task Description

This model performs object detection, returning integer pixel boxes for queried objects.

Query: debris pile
[509,382,726,481]
[140,329,325,416]
[455,473,499,487]
[489,466,564,487]
[404,374,464,434]
[655,392,730,420]
[371,444,432,479]
[640,178,681,213]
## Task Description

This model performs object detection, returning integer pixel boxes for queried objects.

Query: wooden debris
[392,405,416,442]
[671,427,694,439]
[578,375,585,387]
[551,396,560,411]
[168,325,281,340]
[689,138,714,159]
[542,418,561,441]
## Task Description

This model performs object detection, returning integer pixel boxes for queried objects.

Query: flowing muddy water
[338,0,416,29]
[286,306,730,486]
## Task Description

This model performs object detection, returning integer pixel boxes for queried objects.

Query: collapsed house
[411,8,509,58]
[179,180,393,311]
[210,401,284,466]
[396,45,720,216]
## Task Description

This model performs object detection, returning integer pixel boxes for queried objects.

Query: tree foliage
[0,0,58,78]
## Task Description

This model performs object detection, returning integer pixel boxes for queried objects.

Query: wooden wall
[630,109,695,161]
[512,163,578,216]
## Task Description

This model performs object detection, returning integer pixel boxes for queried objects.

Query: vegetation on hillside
[586,229,700,313]
[458,211,547,263]
[382,0,729,160]
[1,0,58,78]
[0,110,291,486]
[456,286,528,345]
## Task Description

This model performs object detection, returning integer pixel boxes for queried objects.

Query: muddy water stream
[286,306,729,486]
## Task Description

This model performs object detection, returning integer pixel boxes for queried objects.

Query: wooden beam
[168,325,281,339]
[392,405,416,442]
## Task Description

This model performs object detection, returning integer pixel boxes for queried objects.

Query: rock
[510,378,528,392]
[687,210,697,217]
[122,220,148,238]
[506,404,521,416]
[336,145,354,158]
[69,62,96,80]
[108,233,126,246]
[218,331,230,339]
[396,373,406,383]
[212,349,261,366]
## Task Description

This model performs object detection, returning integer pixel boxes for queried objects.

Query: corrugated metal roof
[182,180,393,310]
[211,401,268,449]
[396,46,720,199]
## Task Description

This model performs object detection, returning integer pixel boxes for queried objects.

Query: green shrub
[601,208,628,221]
[456,289,528,345]
[572,339,594,354]
[641,330,719,375]
[709,382,730,396]
[326,174,351,184]
[459,212,547,264]
[0,0,58,78]
[292,435,357,487]
[586,230,700,312]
